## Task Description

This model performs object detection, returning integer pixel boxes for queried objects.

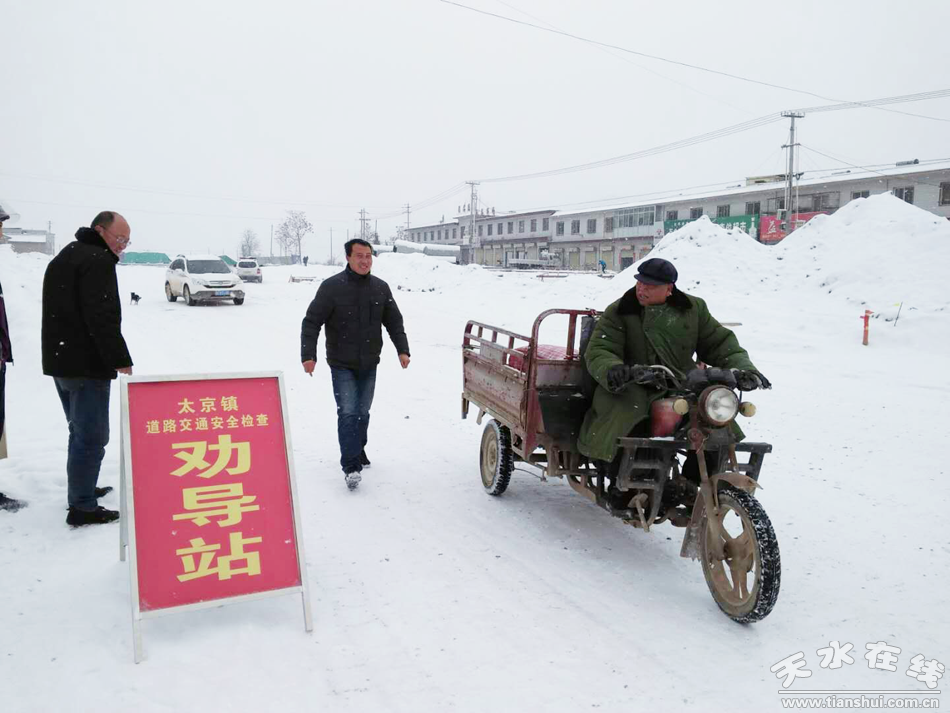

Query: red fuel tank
[650,398,683,437]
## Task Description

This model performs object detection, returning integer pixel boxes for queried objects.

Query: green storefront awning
[120,252,171,265]
[664,214,758,237]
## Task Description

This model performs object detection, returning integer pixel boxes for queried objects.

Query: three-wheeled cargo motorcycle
[462,309,780,623]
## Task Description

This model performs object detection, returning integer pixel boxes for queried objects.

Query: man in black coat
[42,211,133,526]
[300,238,410,490]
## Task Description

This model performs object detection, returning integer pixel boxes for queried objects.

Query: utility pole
[466,181,479,258]
[404,203,411,238]
[359,209,368,240]
[781,112,804,232]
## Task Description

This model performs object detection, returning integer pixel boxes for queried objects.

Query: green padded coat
[577,286,757,462]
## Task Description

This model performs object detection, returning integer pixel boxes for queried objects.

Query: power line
[477,89,950,184]
[488,156,950,213]
[441,1,950,123]
[488,0,760,118]
[374,183,469,220]
[795,88,950,122]
[479,113,785,183]
[797,146,948,189]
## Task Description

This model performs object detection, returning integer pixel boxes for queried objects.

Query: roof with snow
[543,159,950,216]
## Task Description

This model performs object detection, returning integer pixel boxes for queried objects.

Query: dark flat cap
[634,257,678,285]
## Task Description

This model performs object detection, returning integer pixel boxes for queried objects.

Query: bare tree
[239,229,260,257]
[386,227,405,245]
[276,210,313,262]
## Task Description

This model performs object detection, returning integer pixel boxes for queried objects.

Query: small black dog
[130,292,141,305]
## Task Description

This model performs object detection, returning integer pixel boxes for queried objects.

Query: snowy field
[1,194,948,712]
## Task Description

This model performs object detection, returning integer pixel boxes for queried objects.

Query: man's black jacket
[300,266,409,370]
[41,227,133,379]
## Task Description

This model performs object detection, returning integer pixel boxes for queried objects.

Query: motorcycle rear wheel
[480,420,514,496]
[699,484,780,623]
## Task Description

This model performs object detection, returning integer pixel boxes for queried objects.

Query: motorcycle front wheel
[699,484,781,623]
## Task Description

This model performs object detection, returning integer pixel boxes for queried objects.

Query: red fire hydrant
[861,309,873,346]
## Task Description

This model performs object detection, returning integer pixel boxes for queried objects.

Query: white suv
[165,255,246,306]
[235,257,262,283]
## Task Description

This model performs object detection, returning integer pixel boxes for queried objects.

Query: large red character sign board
[120,372,311,662]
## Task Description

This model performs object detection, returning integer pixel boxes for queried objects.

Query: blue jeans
[330,366,376,473]
[54,377,111,511]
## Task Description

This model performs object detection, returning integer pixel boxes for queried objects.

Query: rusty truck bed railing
[462,309,598,458]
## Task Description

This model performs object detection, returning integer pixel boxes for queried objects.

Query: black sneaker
[0,493,27,513]
[95,486,114,498]
[66,506,120,527]
[359,449,371,468]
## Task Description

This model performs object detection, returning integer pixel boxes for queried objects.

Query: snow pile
[602,216,777,305]
[777,193,950,317]
[372,250,483,293]
[598,195,950,323]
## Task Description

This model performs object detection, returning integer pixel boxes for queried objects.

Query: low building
[0,199,56,256]
[120,252,171,266]
[0,226,56,256]
[473,209,556,267]
[408,219,461,246]
[459,160,950,269]
[654,160,950,244]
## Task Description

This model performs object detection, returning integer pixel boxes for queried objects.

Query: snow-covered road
[1,194,947,712]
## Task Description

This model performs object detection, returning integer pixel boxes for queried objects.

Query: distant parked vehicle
[165,255,246,306]
[235,257,262,283]
[506,254,562,269]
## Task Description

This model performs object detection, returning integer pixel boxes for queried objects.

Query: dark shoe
[0,493,27,513]
[359,449,371,468]
[95,486,114,498]
[67,506,120,527]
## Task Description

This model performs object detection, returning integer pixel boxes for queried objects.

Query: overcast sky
[2,0,948,260]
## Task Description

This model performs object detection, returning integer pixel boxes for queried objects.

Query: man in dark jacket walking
[42,211,134,526]
[300,238,410,490]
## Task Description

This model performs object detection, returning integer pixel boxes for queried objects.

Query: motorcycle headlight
[700,386,739,426]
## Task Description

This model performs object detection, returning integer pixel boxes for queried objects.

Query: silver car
[235,257,262,283]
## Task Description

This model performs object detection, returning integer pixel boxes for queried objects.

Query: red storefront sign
[758,212,827,244]
[120,373,311,661]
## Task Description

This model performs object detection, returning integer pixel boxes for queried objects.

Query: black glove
[732,369,771,391]
[606,365,629,393]
[629,366,664,389]
[606,365,665,392]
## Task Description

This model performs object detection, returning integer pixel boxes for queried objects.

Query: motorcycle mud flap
[711,472,761,495]
[680,492,705,560]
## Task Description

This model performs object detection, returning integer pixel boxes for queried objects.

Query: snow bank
[777,193,950,317]
[602,216,776,305]
[372,251,482,292]
[598,195,950,321]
